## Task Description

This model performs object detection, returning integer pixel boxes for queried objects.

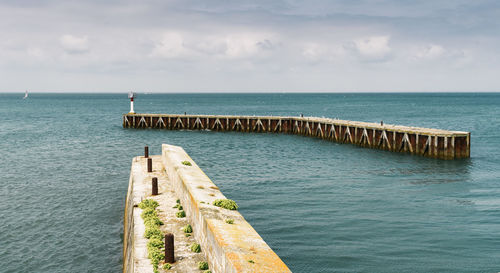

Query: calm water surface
[0,93,499,273]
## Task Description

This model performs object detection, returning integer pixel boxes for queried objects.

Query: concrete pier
[123,114,470,160]
[123,145,291,273]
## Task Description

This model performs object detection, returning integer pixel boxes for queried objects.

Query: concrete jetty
[123,144,291,273]
[123,114,470,160]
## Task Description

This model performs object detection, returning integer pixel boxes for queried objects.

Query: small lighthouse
[128,91,136,114]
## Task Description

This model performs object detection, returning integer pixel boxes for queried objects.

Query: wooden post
[152,177,158,195]
[165,233,174,263]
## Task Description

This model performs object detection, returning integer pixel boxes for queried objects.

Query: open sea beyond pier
[0,93,499,273]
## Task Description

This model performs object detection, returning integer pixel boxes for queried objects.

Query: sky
[1,0,499,93]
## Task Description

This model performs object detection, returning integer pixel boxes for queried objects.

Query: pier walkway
[123,114,470,160]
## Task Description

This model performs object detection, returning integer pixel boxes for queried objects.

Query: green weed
[176,211,186,218]
[183,224,192,233]
[213,199,238,210]
[190,243,201,253]
[198,261,209,270]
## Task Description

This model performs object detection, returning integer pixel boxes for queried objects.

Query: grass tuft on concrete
[183,224,192,233]
[139,199,159,210]
[213,199,238,210]
[176,210,186,218]
[139,199,164,272]
[181,160,192,166]
[225,219,234,224]
[191,243,201,253]
[198,261,209,270]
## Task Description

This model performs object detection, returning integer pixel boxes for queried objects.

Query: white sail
[23,91,28,99]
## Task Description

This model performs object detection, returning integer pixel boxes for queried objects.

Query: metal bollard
[165,233,175,263]
[152,177,158,196]
[144,146,149,158]
[147,158,152,172]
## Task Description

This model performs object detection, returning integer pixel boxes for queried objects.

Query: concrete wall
[123,163,135,273]
[162,144,291,273]
[123,157,155,273]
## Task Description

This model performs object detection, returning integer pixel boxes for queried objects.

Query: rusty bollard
[147,158,152,173]
[144,146,149,158]
[152,177,158,196]
[165,233,175,263]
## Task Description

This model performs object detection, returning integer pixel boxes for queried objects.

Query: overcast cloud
[0,0,499,92]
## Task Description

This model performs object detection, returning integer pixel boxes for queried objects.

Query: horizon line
[1,90,500,94]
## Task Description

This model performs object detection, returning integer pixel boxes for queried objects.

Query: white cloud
[151,31,275,59]
[351,36,392,61]
[409,44,470,67]
[414,44,445,60]
[151,32,188,58]
[59,35,89,54]
[301,43,346,63]
[302,43,324,59]
[223,34,269,58]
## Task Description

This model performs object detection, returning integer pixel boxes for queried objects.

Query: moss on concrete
[191,243,201,253]
[213,199,238,210]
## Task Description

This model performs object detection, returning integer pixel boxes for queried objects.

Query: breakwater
[123,114,470,160]
[124,144,291,273]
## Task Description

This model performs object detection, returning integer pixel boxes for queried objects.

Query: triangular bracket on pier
[212,118,224,130]
[316,123,324,137]
[399,133,413,153]
[194,117,204,129]
[360,128,371,145]
[174,117,184,129]
[156,117,166,128]
[232,119,243,131]
[273,120,282,132]
[343,126,353,143]
[328,124,338,141]
[253,119,265,131]
[422,136,431,155]
[138,116,148,127]
[124,116,131,127]
[378,130,391,149]
[304,121,312,135]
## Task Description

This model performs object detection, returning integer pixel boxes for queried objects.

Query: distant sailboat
[23,91,28,99]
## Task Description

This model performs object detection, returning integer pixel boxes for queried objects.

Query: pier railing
[123,113,470,160]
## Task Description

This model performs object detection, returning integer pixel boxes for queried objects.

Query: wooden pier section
[123,113,470,160]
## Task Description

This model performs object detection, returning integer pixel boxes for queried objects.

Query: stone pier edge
[161,144,291,273]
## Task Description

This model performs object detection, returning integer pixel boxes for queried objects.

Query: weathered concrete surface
[123,155,205,273]
[123,113,471,160]
[123,156,154,273]
[162,144,291,273]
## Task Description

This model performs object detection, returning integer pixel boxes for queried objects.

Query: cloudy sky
[1,0,499,92]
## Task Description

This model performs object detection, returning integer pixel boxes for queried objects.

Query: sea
[0,93,498,273]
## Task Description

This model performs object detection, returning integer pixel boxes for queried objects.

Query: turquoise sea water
[0,93,499,273]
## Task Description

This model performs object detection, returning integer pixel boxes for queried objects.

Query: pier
[124,145,291,273]
[123,114,470,160]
